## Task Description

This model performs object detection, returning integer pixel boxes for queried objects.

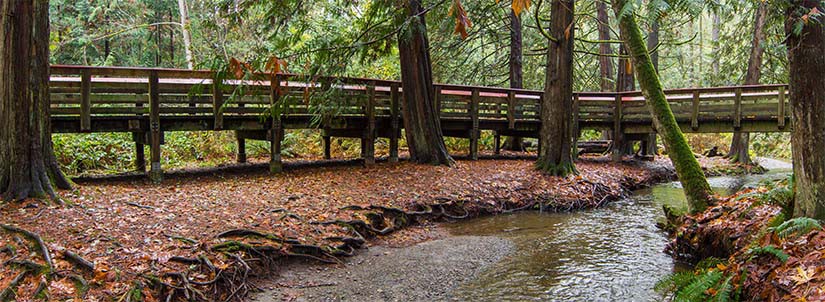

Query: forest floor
[664,175,825,301]
[0,153,748,301]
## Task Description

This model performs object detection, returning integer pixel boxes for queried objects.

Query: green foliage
[773,217,823,239]
[745,245,789,262]
[677,270,724,301]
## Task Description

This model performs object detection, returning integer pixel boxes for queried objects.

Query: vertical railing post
[777,86,786,129]
[572,94,580,159]
[269,74,283,173]
[389,83,400,163]
[691,90,700,130]
[364,82,376,165]
[212,76,224,130]
[734,88,742,129]
[507,91,516,129]
[322,131,332,160]
[494,132,501,155]
[470,88,480,160]
[148,71,163,182]
[611,93,623,163]
[80,69,92,132]
[236,131,246,163]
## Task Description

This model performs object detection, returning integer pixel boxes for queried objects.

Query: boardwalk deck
[48,65,791,180]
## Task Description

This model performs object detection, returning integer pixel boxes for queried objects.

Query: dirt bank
[0,156,674,301]
[252,236,514,302]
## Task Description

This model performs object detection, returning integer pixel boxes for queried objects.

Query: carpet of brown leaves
[1,156,671,301]
[668,187,825,301]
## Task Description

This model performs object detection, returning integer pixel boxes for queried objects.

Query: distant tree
[787,0,825,220]
[1,0,72,201]
[503,8,525,151]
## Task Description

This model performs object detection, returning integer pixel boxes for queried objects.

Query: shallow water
[447,162,792,302]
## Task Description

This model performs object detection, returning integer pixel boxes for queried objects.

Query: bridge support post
[364,83,376,165]
[148,71,163,183]
[323,135,332,160]
[236,132,247,163]
[389,83,400,163]
[494,133,501,155]
[611,94,623,163]
[643,133,657,157]
[470,89,480,160]
[269,128,283,173]
[133,132,146,172]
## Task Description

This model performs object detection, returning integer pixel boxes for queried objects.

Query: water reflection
[447,165,792,301]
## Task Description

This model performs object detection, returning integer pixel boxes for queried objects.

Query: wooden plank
[80,70,92,131]
[148,71,163,182]
[734,88,742,129]
[212,77,224,130]
[470,89,480,160]
[778,86,786,128]
[390,83,400,163]
[691,90,700,130]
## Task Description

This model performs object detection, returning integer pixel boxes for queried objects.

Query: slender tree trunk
[398,0,453,166]
[0,0,72,201]
[611,0,712,213]
[788,0,825,220]
[648,20,660,72]
[504,9,524,151]
[537,0,576,176]
[711,13,721,75]
[727,2,768,165]
[597,0,614,92]
[178,0,194,69]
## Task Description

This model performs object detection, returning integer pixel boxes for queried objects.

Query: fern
[746,245,790,263]
[773,217,822,239]
[655,271,697,294]
[710,275,734,302]
[695,257,725,270]
[675,270,724,302]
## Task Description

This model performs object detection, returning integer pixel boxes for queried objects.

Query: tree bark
[177,0,195,69]
[727,2,768,165]
[611,0,712,213]
[0,0,72,201]
[537,0,576,176]
[787,0,825,220]
[647,19,660,73]
[503,9,524,151]
[597,0,614,92]
[398,0,453,166]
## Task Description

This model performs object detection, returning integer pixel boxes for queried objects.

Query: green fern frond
[675,270,724,302]
[774,217,822,239]
[655,271,697,294]
[710,275,734,302]
[695,257,725,270]
[746,245,790,263]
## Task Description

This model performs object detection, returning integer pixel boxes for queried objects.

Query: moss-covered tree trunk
[787,0,825,220]
[0,0,72,201]
[727,1,768,165]
[503,8,524,152]
[398,0,453,166]
[611,0,712,213]
[537,0,576,176]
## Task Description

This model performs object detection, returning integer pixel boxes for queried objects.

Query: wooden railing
[48,65,791,180]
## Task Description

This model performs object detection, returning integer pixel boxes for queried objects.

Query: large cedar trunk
[537,0,575,176]
[788,0,825,219]
[398,0,453,166]
[727,2,768,165]
[0,0,72,201]
[503,9,525,151]
[597,0,614,92]
[611,0,712,213]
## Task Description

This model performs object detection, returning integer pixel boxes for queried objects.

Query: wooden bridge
[48,65,791,180]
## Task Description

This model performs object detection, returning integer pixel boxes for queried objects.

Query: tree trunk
[537,0,576,176]
[787,0,825,220]
[611,0,712,213]
[727,2,768,165]
[648,20,660,72]
[0,0,72,201]
[503,8,524,151]
[177,0,195,69]
[398,0,453,166]
[711,13,720,75]
[597,0,614,92]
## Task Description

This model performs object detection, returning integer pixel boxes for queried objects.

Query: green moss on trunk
[611,0,713,213]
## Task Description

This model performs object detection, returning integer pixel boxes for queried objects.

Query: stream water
[446,159,792,301]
